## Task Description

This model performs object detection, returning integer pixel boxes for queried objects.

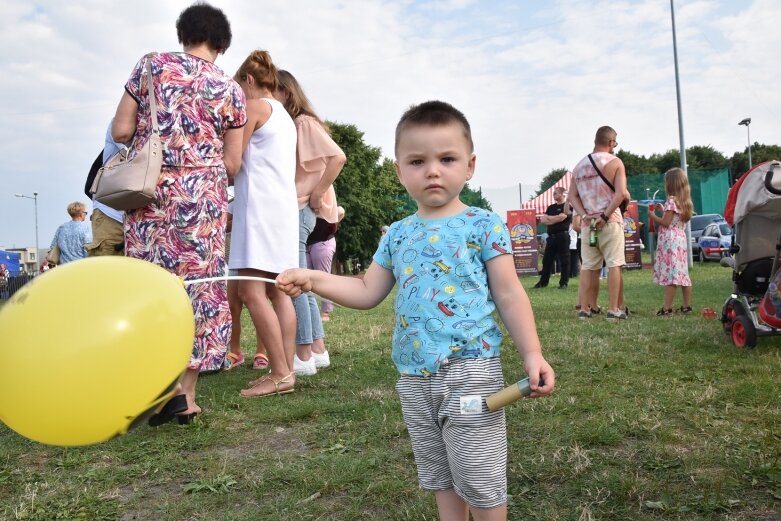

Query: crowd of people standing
[16,3,706,517]
[58,3,348,420]
[532,125,694,322]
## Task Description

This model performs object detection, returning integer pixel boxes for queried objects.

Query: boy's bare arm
[486,254,556,397]
[277,261,395,310]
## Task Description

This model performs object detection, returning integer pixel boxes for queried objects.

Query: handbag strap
[143,56,159,134]
[588,154,615,192]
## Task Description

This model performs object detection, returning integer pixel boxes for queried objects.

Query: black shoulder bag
[588,154,629,215]
[84,150,104,199]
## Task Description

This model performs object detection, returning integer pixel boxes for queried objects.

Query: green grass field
[1,261,780,520]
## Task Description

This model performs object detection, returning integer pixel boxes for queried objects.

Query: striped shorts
[395,357,507,509]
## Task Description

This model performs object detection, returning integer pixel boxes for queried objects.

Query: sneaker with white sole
[293,354,317,376]
[312,350,330,369]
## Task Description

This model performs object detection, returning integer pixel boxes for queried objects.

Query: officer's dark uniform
[534,202,571,289]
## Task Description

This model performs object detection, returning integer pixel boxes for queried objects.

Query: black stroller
[721,160,781,347]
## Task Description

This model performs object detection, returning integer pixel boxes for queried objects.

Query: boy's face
[395,123,475,218]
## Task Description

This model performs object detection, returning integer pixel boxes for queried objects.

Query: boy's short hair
[394,100,473,157]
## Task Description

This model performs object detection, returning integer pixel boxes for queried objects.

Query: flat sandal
[241,372,295,398]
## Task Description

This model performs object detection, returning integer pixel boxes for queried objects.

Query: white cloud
[1,0,779,249]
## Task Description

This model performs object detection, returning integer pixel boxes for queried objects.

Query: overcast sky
[2,0,779,250]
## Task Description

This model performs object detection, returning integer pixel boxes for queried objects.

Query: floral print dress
[652,199,691,287]
[123,52,247,372]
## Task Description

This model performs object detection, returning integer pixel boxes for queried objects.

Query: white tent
[520,171,572,215]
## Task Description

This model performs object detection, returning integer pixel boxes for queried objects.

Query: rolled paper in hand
[485,376,540,412]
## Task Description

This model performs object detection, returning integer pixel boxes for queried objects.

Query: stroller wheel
[731,315,757,348]
[722,299,745,333]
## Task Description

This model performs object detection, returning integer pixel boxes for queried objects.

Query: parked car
[689,213,724,259]
[690,213,724,241]
[695,221,732,261]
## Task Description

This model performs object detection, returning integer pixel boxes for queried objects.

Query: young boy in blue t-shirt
[277,100,555,520]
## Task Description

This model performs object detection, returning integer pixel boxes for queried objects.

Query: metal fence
[0,273,36,301]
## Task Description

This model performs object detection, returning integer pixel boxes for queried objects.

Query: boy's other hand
[276,269,312,297]
[524,353,555,398]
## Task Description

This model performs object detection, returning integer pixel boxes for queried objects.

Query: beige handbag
[92,58,162,211]
[46,244,60,265]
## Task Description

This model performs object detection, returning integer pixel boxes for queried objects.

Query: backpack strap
[588,154,615,192]
[588,154,629,215]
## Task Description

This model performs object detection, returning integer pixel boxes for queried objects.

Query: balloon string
[182,275,277,286]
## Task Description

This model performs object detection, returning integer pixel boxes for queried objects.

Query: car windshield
[691,214,723,230]
[718,223,732,235]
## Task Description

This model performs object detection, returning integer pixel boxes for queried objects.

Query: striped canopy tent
[520,171,572,215]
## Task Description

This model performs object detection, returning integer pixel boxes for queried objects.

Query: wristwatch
[600,212,609,222]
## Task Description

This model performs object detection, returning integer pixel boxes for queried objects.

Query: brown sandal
[240,372,295,398]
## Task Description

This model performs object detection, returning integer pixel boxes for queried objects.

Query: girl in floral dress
[650,168,693,316]
[112,4,247,420]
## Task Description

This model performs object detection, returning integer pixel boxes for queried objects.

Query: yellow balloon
[0,257,194,446]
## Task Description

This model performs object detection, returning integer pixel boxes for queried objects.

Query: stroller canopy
[725,160,781,226]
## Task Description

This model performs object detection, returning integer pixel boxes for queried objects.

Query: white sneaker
[293,354,317,376]
[312,350,330,369]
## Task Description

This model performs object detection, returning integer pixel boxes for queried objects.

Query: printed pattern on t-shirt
[373,207,511,376]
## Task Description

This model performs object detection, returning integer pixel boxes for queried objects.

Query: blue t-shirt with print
[373,207,512,376]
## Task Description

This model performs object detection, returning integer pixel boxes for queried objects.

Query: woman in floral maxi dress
[112,4,246,420]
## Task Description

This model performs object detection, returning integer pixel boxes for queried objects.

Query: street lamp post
[670,0,692,266]
[14,192,39,274]
[739,117,752,169]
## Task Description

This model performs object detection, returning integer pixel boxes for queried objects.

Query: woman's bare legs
[312,337,326,356]
[227,279,243,358]
[179,368,201,415]
[268,282,296,373]
[229,277,270,364]
[237,268,294,396]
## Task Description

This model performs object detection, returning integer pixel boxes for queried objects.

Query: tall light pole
[739,117,752,169]
[670,0,691,266]
[15,192,39,273]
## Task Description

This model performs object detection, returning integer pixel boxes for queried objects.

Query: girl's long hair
[276,69,330,133]
[664,168,693,222]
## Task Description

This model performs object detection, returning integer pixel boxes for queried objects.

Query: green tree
[329,123,406,266]
[639,146,728,175]
[460,183,492,210]
[729,143,781,182]
[649,149,681,174]
[535,167,568,197]
[616,150,655,176]
[685,145,728,170]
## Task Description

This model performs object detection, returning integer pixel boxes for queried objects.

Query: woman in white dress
[230,50,298,397]
[275,70,346,376]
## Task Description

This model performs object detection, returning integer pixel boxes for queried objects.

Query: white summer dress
[229,98,298,273]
